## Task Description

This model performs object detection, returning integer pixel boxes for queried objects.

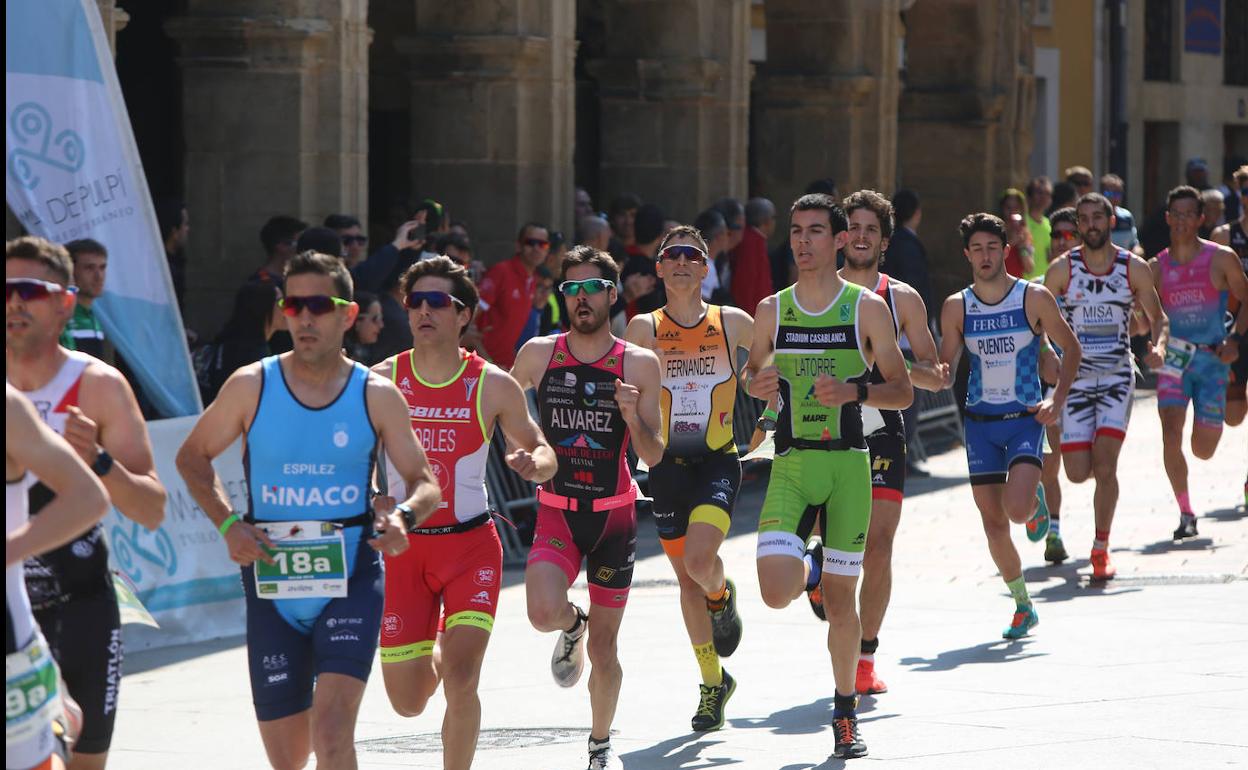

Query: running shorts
[242,538,383,722]
[528,503,637,608]
[33,589,121,755]
[380,521,502,663]
[1228,337,1248,404]
[866,430,906,503]
[648,447,741,557]
[1060,370,1134,451]
[964,413,1044,486]
[756,448,871,577]
[1157,350,1229,428]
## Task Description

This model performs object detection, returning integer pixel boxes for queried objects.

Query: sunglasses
[6,278,76,302]
[279,295,351,317]
[405,290,465,311]
[343,235,368,246]
[1053,230,1079,242]
[659,245,708,264]
[559,278,613,297]
[522,238,550,249]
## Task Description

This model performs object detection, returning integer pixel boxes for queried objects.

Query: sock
[860,637,879,664]
[1049,511,1061,537]
[1005,575,1031,609]
[804,551,823,591]
[693,641,723,687]
[705,580,728,610]
[1093,529,1109,552]
[832,691,857,719]
[1176,491,1192,516]
[589,735,610,752]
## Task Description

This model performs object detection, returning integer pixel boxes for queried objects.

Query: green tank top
[773,282,870,450]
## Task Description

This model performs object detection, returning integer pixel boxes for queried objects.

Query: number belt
[245,512,372,528]
[537,481,639,512]
[776,436,861,451]
[409,512,492,535]
[964,410,1029,423]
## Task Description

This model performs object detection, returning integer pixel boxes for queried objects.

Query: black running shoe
[805,538,826,621]
[691,668,736,731]
[708,578,743,657]
[1173,514,1198,540]
[832,713,868,759]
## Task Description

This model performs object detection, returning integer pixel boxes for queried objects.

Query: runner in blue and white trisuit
[176,251,441,770]
[939,213,1081,640]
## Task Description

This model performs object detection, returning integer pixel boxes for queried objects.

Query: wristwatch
[91,449,114,477]
[856,382,869,404]
[395,503,417,532]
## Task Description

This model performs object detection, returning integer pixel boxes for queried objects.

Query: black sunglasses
[659,245,708,264]
[279,295,350,317]
[522,238,550,249]
[405,290,465,310]
[342,235,368,246]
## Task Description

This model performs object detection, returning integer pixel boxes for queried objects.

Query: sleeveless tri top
[650,305,737,456]
[962,279,1043,415]
[386,349,491,528]
[7,473,36,654]
[1157,242,1227,347]
[537,334,632,498]
[1061,246,1134,375]
[863,274,905,436]
[773,282,871,451]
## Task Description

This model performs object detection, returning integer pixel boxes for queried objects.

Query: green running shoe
[707,578,743,657]
[1002,604,1039,640]
[1044,534,1068,564]
[691,668,736,731]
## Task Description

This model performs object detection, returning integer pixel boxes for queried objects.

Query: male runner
[7,384,109,770]
[624,225,753,731]
[1043,193,1168,579]
[374,256,557,770]
[176,251,440,770]
[1150,186,1248,538]
[744,194,913,759]
[511,245,664,770]
[1211,166,1248,431]
[835,190,947,696]
[938,214,1081,640]
[7,236,167,770]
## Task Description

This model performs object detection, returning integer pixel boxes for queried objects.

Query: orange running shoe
[1090,549,1116,581]
[855,658,888,695]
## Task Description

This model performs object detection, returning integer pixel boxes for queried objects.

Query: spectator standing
[1024,177,1053,279]
[156,197,190,314]
[1100,173,1139,251]
[695,209,731,303]
[60,239,109,360]
[730,198,775,314]
[1000,188,1034,277]
[712,198,746,288]
[345,290,384,365]
[608,193,641,263]
[297,227,344,260]
[1218,157,1246,223]
[882,189,932,317]
[1065,166,1094,197]
[1048,181,1077,215]
[1185,157,1211,190]
[325,213,369,267]
[195,282,283,404]
[476,222,549,367]
[438,231,484,284]
[620,203,668,317]
[575,187,595,222]
[1200,188,1225,237]
[249,215,307,290]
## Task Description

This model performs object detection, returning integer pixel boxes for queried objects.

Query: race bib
[5,632,62,744]
[254,520,348,599]
[1160,338,1197,378]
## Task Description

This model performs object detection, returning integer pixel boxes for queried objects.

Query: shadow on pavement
[899,638,1045,672]
[1131,537,1215,555]
[125,634,245,675]
[729,697,833,736]
[620,734,739,769]
[1205,506,1245,522]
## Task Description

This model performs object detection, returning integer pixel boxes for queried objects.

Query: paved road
[111,393,1247,769]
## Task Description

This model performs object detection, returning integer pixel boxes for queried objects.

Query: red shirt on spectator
[1004,244,1025,278]
[476,255,535,368]
[730,226,774,313]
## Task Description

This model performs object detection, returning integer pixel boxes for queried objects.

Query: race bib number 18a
[1161,338,1197,378]
[254,520,348,599]
[5,633,62,743]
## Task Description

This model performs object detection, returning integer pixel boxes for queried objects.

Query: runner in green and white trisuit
[744,193,913,760]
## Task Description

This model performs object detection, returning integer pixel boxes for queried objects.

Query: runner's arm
[75,365,167,530]
[1210,224,1230,247]
[1214,248,1248,334]
[742,295,779,400]
[893,284,945,391]
[6,385,109,566]
[722,305,756,373]
[620,346,666,468]
[1041,253,1071,297]
[854,293,912,409]
[367,377,441,528]
[489,366,558,483]
[510,336,551,391]
[1030,285,1082,412]
[937,293,964,384]
[1128,255,1169,366]
[623,312,655,349]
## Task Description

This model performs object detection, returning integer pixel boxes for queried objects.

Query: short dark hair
[285,250,353,298]
[609,193,642,216]
[1065,166,1094,186]
[260,215,308,255]
[1167,184,1203,214]
[1048,207,1078,229]
[892,189,920,225]
[712,198,744,228]
[693,209,727,244]
[657,224,709,255]
[155,197,186,241]
[548,230,566,252]
[1075,192,1115,219]
[435,231,472,254]
[353,289,378,308]
[745,198,776,228]
[842,189,894,239]
[516,221,549,241]
[561,245,620,284]
[6,236,72,284]
[323,214,361,230]
[65,238,108,262]
[399,255,479,330]
[219,282,280,341]
[1025,176,1052,197]
[804,178,838,196]
[959,212,1007,248]
[1049,181,1077,212]
[790,193,849,234]
[1099,173,1124,190]
[297,227,344,258]
[634,203,667,245]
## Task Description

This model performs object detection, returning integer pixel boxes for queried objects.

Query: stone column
[94,1,130,53]
[587,0,750,220]
[896,0,1035,301]
[167,0,370,333]
[398,1,576,263]
[752,0,902,213]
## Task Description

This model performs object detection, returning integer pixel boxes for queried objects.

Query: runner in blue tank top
[939,213,1082,641]
[177,251,441,770]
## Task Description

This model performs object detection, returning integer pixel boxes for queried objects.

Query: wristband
[218,513,240,536]
[856,382,869,404]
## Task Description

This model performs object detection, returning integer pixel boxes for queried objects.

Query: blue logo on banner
[7,101,85,190]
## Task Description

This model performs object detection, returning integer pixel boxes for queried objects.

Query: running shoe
[552,605,588,688]
[1002,604,1039,640]
[587,739,622,770]
[1089,549,1116,580]
[855,658,888,695]
[805,538,826,621]
[691,668,737,731]
[1025,494,1050,542]
[1173,513,1198,540]
[1044,533,1068,564]
[832,713,868,759]
[707,578,743,657]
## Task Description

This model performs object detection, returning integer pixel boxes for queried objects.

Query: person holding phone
[475,222,551,368]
